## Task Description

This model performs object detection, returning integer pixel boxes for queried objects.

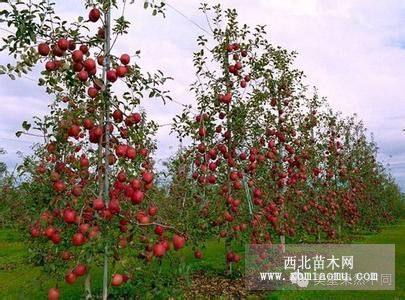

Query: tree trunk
[102,3,112,300]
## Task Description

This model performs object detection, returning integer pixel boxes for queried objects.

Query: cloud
[0,0,404,190]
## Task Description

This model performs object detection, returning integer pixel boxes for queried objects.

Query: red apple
[153,243,166,257]
[93,198,105,210]
[63,209,76,223]
[65,272,77,285]
[120,54,130,65]
[57,38,69,51]
[73,264,87,276]
[48,288,59,300]
[72,50,83,62]
[107,69,117,82]
[173,234,185,250]
[77,70,89,82]
[89,7,101,22]
[194,250,203,259]
[38,43,50,56]
[116,66,127,77]
[111,274,123,286]
[72,232,85,246]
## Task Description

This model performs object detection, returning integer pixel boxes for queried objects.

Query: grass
[267,220,405,300]
[0,221,403,299]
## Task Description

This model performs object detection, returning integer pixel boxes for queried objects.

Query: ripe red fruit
[73,264,87,276]
[226,252,235,262]
[194,250,203,259]
[209,162,217,171]
[117,170,127,182]
[126,146,136,159]
[83,58,96,71]
[63,209,76,223]
[137,212,149,224]
[72,50,83,62]
[153,243,166,257]
[72,62,83,72]
[148,206,158,216]
[30,227,41,237]
[48,288,60,300]
[108,200,120,214]
[51,233,61,244]
[79,223,90,234]
[130,178,142,190]
[122,274,129,283]
[112,109,123,122]
[173,234,185,250]
[83,119,94,130]
[115,144,127,157]
[240,80,247,88]
[72,232,85,246]
[53,180,66,192]
[52,45,63,57]
[65,272,77,285]
[38,43,50,56]
[132,112,142,123]
[142,172,153,183]
[161,240,170,251]
[93,198,105,210]
[224,211,234,222]
[45,61,56,71]
[68,124,81,137]
[120,54,130,65]
[198,127,207,137]
[139,148,148,157]
[88,67,97,76]
[88,87,98,98]
[68,40,76,50]
[155,225,164,235]
[116,66,127,77]
[89,7,101,22]
[112,274,123,287]
[131,190,144,204]
[230,171,238,181]
[97,55,104,66]
[57,38,69,51]
[61,251,71,261]
[107,69,117,82]
[253,188,262,197]
[221,93,232,104]
[79,44,89,54]
[45,227,56,238]
[77,70,89,82]
[97,27,105,39]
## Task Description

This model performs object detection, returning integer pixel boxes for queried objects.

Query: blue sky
[1,0,405,190]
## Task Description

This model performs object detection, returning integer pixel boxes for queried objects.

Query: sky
[0,0,404,190]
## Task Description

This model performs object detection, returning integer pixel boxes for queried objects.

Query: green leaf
[22,120,31,131]
[8,73,15,80]
[15,131,22,137]
[144,1,149,9]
